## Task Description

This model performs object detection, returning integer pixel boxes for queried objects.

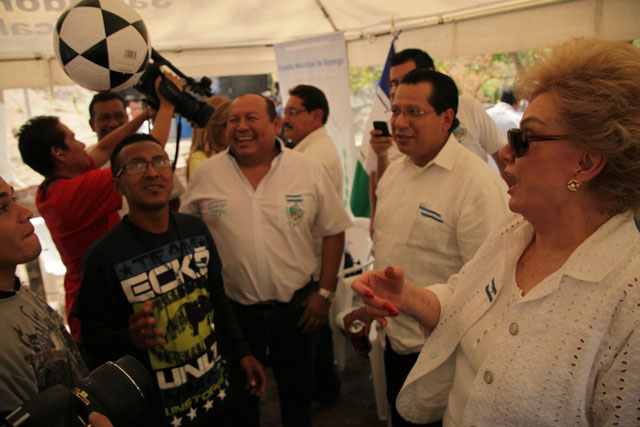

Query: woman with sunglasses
[352,37,640,426]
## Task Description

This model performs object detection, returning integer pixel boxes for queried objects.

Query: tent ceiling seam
[315,0,339,32]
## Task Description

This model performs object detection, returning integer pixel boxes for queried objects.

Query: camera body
[3,356,152,427]
[135,62,214,128]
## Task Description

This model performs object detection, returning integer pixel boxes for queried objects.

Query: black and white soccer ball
[53,0,150,92]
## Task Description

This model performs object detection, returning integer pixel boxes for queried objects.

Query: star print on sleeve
[170,415,183,427]
[187,407,197,421]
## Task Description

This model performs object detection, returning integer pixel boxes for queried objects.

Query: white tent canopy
[0,0,638,90]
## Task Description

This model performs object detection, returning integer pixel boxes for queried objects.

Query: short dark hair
[390,49,435,70]
[110,133,163,177]
[288,85,330,124]
[17,116,66,177]
[89,92,126,121]
[233,94,278,122]
[264,96,277,122]
[500,85,517,105]
[401,69,460,133]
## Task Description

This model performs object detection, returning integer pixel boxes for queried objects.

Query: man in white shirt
[283,84,344,404]
[180,94,352,427]
[486,85,523,137]
[283,84,343,197]
[367,49,510,233]
[347,70,509,426]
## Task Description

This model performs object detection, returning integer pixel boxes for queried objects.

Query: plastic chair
[330,217,374,371]
[331,217,390,422]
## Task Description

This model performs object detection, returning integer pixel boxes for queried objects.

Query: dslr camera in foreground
[3,356,152,427]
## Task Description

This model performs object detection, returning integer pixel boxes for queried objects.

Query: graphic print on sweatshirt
[114,235,230,425]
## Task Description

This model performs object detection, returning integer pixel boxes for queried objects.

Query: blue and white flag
[350,33,400,217]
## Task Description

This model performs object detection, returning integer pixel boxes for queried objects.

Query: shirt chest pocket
[406,205,455,256]
[277,191,315,231]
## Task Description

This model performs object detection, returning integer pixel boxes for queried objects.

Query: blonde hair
[189,96,231,157]
[516,37,640,214]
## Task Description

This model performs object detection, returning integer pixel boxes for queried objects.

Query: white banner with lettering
[274,32,354,207]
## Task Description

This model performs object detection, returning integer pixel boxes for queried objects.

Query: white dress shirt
[293,126,344,198]
[486,101,523,138]
[374,134,509,354]
[397,212,640,426]
[180,143,352,304]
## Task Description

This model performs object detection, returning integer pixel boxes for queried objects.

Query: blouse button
[484,370,493,384]
[509,322,519,335]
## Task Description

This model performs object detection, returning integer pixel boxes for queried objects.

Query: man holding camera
[17,77,177,344]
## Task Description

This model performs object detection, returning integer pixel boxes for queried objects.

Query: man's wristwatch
[317,288,336,303]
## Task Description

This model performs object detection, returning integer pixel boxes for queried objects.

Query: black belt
[234,278,316,309]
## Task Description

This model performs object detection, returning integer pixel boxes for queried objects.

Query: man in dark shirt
[75,134,265,427]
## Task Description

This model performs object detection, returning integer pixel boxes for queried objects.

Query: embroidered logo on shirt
[453,124,467,143]
[485,278,497,302]
[207,200,227,217]
[419,203,443,223]
[285,194,304,225]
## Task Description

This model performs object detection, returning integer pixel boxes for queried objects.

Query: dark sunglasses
[507,128,571,158]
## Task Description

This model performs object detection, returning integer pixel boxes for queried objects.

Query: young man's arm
[87,111,152,168]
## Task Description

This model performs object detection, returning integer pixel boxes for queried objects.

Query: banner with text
[274,32,354,209]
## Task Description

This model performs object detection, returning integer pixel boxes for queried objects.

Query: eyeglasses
[116,157,172,178]
[386,107,436,119]
[283,107,308,117]
[506,128,571,158]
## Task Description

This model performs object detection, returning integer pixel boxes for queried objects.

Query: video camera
[3,356,152,427]
[135,49,214,128]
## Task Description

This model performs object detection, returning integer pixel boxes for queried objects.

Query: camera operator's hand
[240,356,266,396]
[156,71,184,105]
[129,300,165,350]
[148,71,182,146]
[88,412,113,427]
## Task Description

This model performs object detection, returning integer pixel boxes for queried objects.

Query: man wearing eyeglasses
[16,78,177,344]
[75,134,265,427]
[366,48,509,235]
[283,85,343,197]
[346,70,509,426]
[282,84,344,405]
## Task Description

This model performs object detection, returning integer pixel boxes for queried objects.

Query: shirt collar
[294,126,327,152]
[0,277,20,299]
[561,211,638,282]
[401,133,460,173]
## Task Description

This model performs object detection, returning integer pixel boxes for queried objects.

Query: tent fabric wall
[0,0,638,90]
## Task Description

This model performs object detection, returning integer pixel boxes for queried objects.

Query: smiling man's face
[113,140,173,211]
[226,94,282,165]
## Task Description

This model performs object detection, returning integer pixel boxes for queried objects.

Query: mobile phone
[373,121,391,137]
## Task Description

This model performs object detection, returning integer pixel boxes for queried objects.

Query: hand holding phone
[373,121,391,137]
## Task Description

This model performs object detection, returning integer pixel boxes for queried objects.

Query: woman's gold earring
[567,179,580,192]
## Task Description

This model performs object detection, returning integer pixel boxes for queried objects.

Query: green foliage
[349,66,382,95]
